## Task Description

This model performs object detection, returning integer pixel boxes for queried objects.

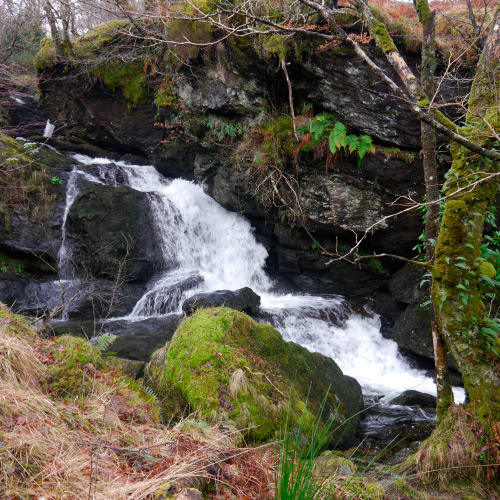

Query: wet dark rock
[51,314,182,361]
[390,293,433,359]
[182,287,261,316]
[66,185,163,282]
[102,315,182,361]
[0,274,26,306]
[1,276,144,320]
[299,173,387,233]
[0,83,48,137]
[389,262,428,305]
[390,293,458,369]
[357,400,436,452]
[370,292,404,338]
[295,48,421,148]
[0,206,62,264]
[388,390,437,408]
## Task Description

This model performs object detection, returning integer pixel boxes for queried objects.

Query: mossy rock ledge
[145,307,363,447]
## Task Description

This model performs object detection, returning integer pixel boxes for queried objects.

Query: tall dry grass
[0,307,273,500]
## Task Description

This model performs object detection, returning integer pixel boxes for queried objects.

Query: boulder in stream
[182,287,261,316]
[145,307,363,447]
[387,390,437,408]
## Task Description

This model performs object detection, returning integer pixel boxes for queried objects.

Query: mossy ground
[146,307,361,445]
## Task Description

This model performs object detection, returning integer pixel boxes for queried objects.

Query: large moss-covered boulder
[145,307,363,447]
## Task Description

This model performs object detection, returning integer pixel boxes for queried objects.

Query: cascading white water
[69,154,464,400]
[57,168,103,280]
[43,119,55,138]
[72,155,272,315]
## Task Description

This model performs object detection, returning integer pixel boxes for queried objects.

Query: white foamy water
[58,168,103,280]
[68,153,464,401]
[43,119,55,138]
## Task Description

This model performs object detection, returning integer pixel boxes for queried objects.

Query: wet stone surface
[355,395,436,457]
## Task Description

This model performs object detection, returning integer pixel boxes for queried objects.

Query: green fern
[329,121,347,152]
[301,113,374,165]
[95,333,117,352]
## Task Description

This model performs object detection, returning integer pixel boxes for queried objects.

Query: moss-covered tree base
[407,406,500,492]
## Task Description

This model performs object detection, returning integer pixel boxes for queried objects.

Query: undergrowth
[0,305,275,500]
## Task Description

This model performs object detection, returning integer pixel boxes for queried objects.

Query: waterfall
[57,168,103,280]
[68,154,464,400]
[43,119,55,138]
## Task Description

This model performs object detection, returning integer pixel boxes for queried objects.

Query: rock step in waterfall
[54,153,464,405]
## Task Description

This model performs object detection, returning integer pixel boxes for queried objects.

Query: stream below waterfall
[56,153,464,407]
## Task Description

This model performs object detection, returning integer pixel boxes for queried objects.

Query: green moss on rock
[145,308,362,446]
[52,335,105,368]
[42,336,105,398]
[34,20,151,105]
[92,62,149,105]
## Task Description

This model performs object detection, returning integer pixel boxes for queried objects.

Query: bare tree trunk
[415,0,454,420]
[44,0,64,57]
[466,0,484,51]
[280,58,299,142]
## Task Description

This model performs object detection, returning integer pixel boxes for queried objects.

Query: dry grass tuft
[0,331,42,390]
[413,406,500,493]
[229,368,248,398]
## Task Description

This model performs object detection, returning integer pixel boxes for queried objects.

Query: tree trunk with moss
[431,6,500,422]
[415,0,454,420]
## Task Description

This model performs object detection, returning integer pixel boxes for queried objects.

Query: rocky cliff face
[33,26,453,302]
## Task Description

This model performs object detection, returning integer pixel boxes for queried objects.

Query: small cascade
[57,170,80,280]
[57,168,103,280]
[66,153,464,401]
[259,294,437,397]
[129,269,203,317]
[43,119,55,138]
